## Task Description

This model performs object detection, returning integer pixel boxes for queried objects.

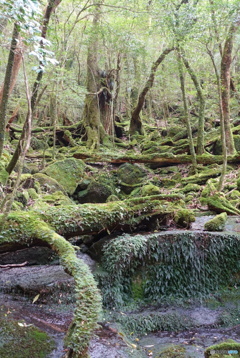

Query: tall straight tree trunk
[129,47,174,136]
[6,0,62,175]
[181,54,205,155]
[0,38,23,104]
[176,46,197,174]
[82,0,107,149]
[220,20,239,155]
[0,23,20,158]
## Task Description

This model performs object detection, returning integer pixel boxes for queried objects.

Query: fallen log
[0,194,186,358]
[73,151,240,167]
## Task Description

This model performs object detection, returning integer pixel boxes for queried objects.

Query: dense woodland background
[1,1,240,358]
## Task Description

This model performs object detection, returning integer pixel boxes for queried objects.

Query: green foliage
[111,311,193,335]
[99,232,240,308]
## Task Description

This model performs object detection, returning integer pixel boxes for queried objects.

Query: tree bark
[181,54,205,155]
[0,23,20,158]
[129,47,174,136]
[220,20,239,155]
[6,0,62,175]
[176,46,198,174]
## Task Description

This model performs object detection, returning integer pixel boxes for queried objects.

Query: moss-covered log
[0,212,101,358]
[73,151,240,167]
[0,194,187,356]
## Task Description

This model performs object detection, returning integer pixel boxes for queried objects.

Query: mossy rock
[30,137,48,150]
[204,339,240,358]
[204,212,228,231]
[33,173,66,194]
[116,163,147,193]
[174,209,195,228]
[27,188,39,200]
[76,180,113,203]
[15,190,29,207]
[43,158,86,195]
[156,345,186,358]
[141,184,161,196]
[0,317,54,358]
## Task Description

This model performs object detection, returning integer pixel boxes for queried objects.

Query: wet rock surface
[1,225,240,357]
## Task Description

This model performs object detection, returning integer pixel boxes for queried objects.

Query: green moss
[174,209,195,228]
[141,184,161,196]
[33,173,66,193]
[202,194,240,215]
[117,163,147,193]
[27,188,39,200]
[226,189,240,200]
[156,345,186,358]
[0,164,8,184]
[205,339,240,358]
[182,183,201,193]
[43,158,86,195]
[0,318,54,358]
[160,178,177,188]
[204,212,228,231]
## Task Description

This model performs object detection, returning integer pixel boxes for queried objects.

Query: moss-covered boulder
[174,209,195,228]
[156,345,186,358]
[116,163,147,193]
[33,173,66,194]
[0,317,54,358]
[204,339,240,358]
[141,184,161,196]
[74,180,113,204]
[30,136,48,150]
[204,212,228,231]
[43,158,86,195]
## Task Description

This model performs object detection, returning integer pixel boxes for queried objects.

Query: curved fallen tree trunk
[0,194,184,357]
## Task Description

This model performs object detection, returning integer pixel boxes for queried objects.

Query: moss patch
[204,212,228,231]
[43,158,86,195]
[156,345,186,358]
[205,339,240,358]
[0,317,54,358]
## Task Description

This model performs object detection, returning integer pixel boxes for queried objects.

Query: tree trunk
[6,0,61,175]
[176,46,198,174]
[220,20,239,155]
[0,23,20,158]
[129,47,174,136]
[81,0,108,149]
[181,54,205,155]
